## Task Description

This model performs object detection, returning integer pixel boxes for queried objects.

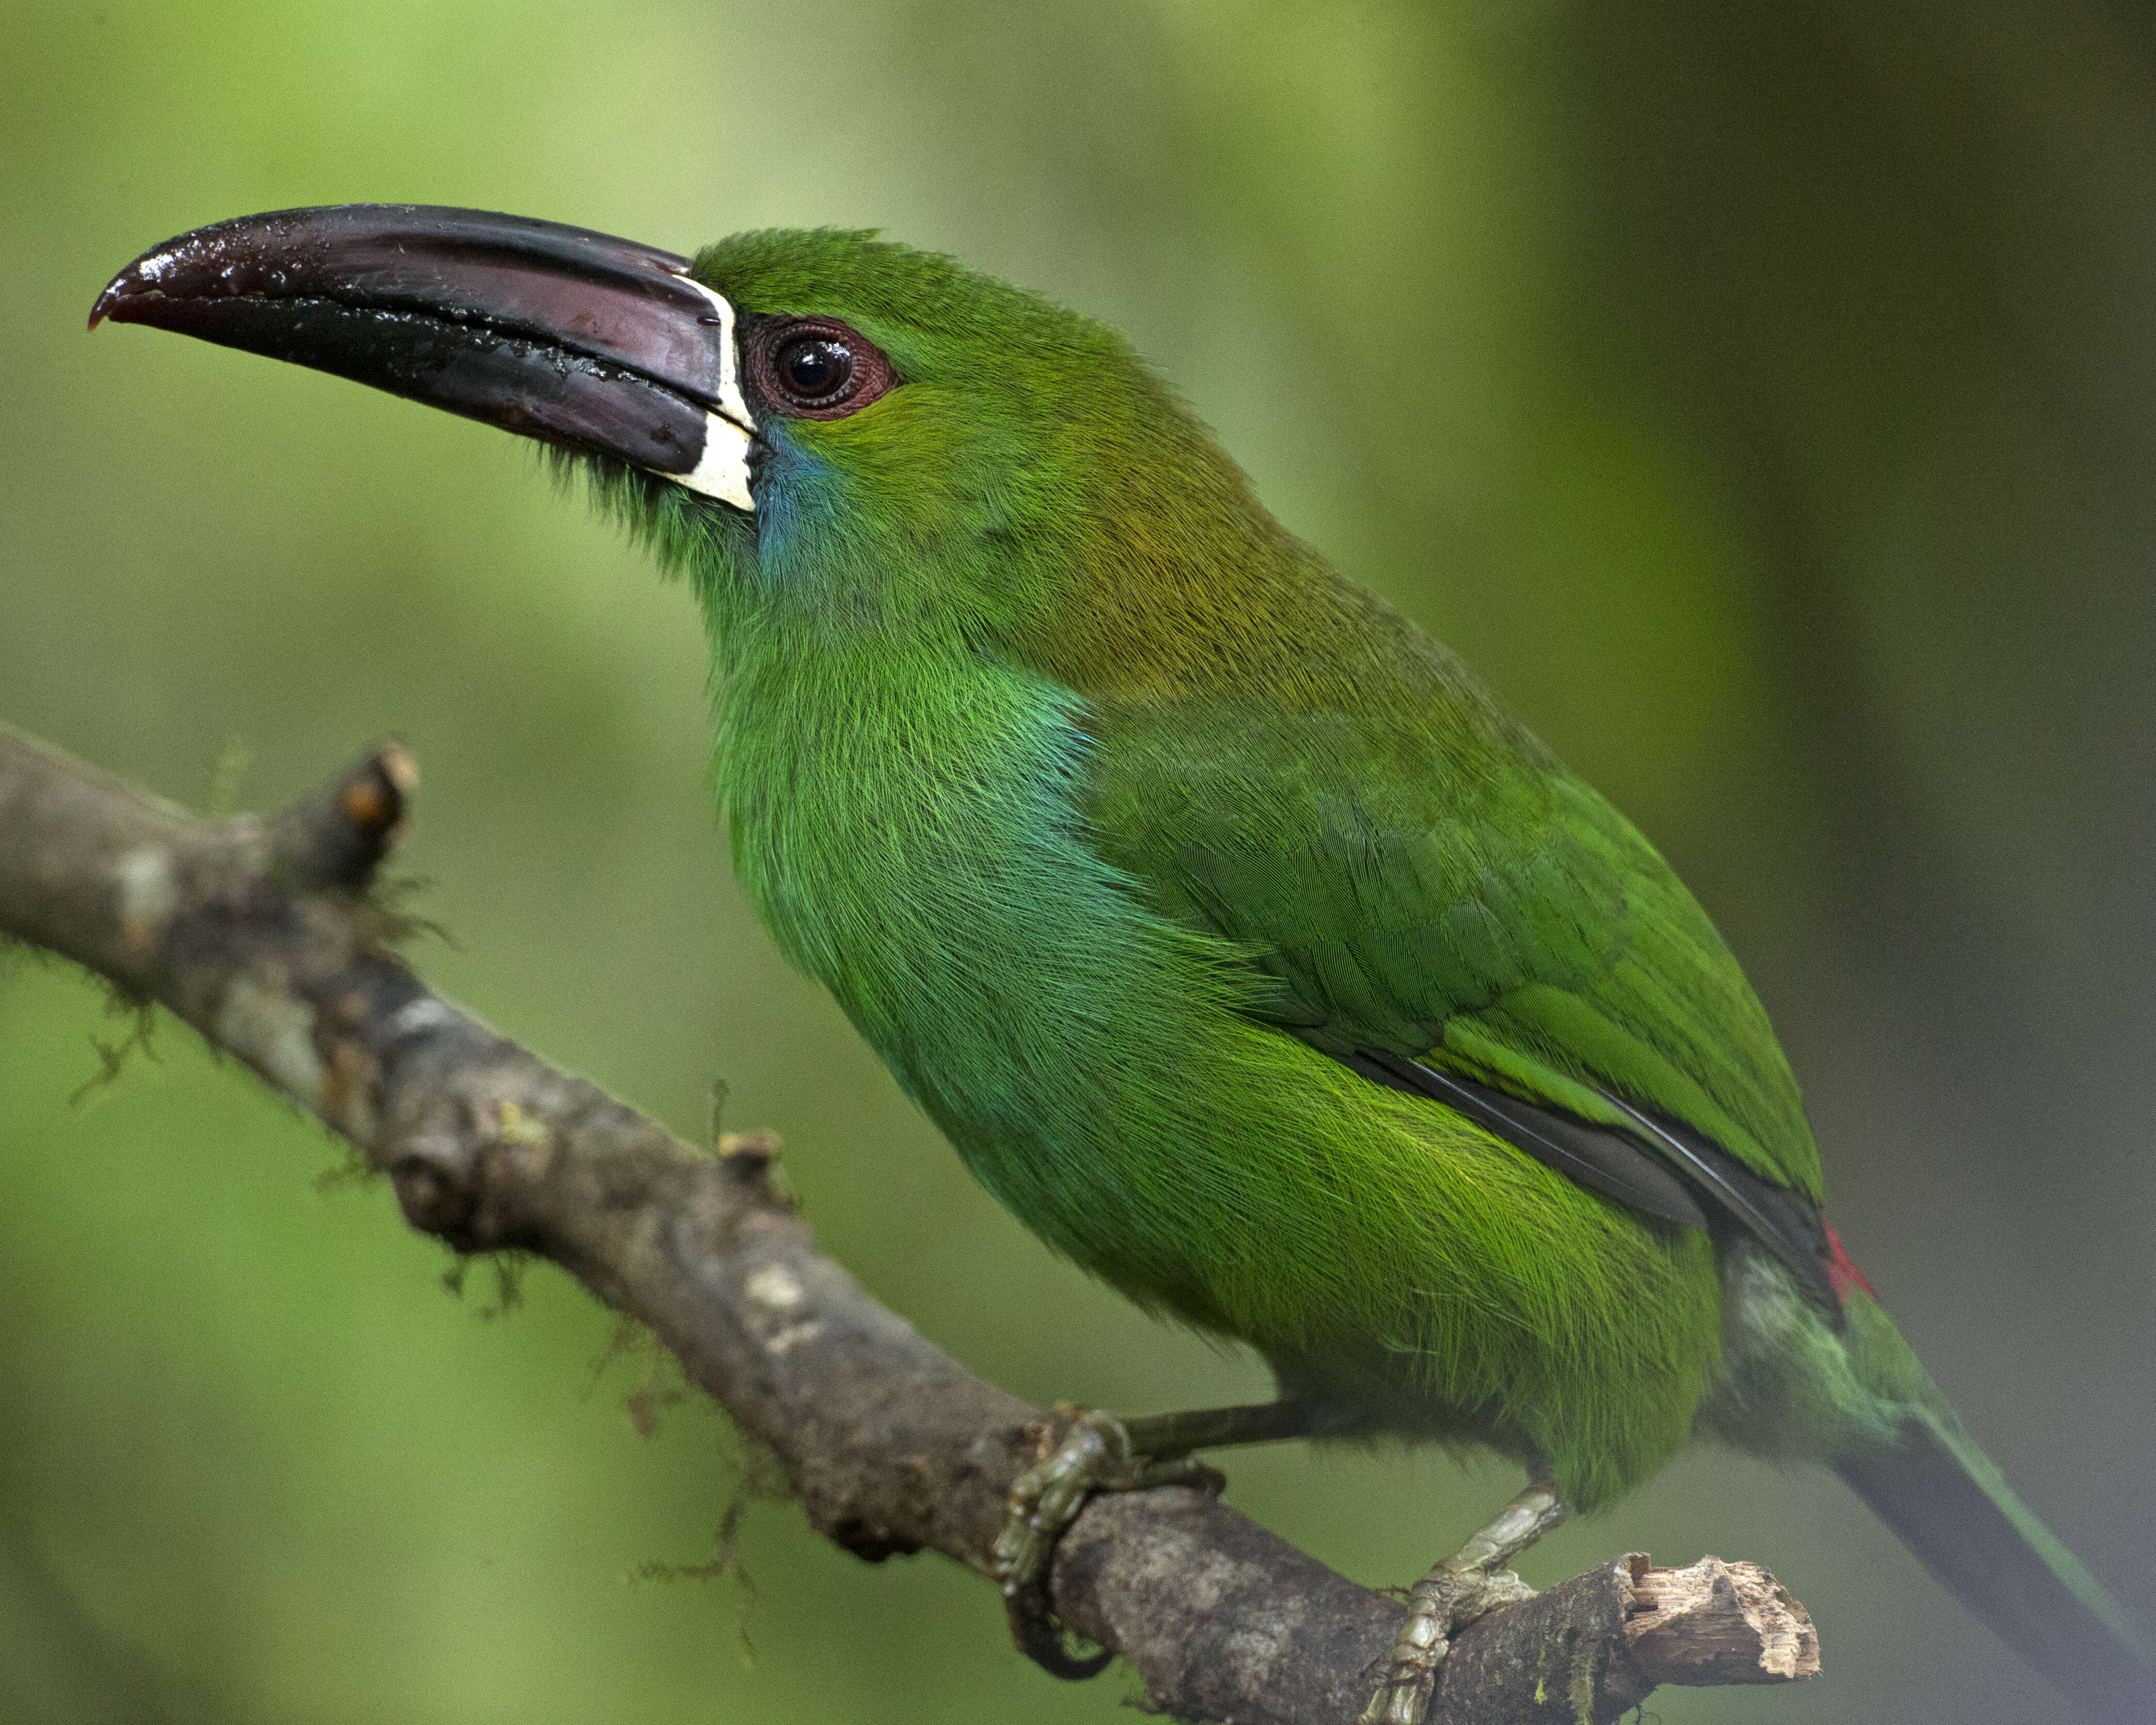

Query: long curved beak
[91,204,756,511]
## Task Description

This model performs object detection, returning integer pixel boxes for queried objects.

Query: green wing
[1087,699,1824,1206]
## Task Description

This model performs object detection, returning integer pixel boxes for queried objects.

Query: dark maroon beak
[91,204,756,506]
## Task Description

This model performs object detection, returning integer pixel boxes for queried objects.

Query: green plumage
[98,206,2147,1716]
[595,230,1792,1506]
[584,230,2147,1713]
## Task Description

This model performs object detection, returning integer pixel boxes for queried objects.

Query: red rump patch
[1822,1219,1877,1303]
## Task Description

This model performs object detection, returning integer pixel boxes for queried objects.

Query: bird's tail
[1833,1293,2155,1721]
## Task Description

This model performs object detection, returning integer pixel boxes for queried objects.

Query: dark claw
[1003,1584,1113,1681]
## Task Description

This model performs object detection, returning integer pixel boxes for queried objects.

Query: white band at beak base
[670,275,756,513]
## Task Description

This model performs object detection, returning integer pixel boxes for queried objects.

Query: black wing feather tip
[1598,1092,1840,1311]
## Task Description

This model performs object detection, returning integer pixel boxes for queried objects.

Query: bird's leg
[993,1399,1332,1679]
[1358,1480,1572,1725]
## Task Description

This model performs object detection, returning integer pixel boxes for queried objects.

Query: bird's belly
[907,997,1726,1510]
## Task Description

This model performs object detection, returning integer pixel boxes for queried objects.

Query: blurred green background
[5,3,2155,1721]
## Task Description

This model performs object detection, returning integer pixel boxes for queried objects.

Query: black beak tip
[89,261,157,330]
[92,209,267,332]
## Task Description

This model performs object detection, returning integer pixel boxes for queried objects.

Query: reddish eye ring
[746,316,898,419]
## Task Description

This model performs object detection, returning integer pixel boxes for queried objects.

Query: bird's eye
[779,338,851,401]
[747,316,899,420]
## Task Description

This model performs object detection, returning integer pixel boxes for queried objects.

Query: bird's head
[92,206,1283,674]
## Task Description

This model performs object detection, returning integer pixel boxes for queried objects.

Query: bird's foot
[992,1408,1222,1679]
[1357,1562,1538,1725]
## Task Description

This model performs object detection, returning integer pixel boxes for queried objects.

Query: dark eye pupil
[780,338,851,400]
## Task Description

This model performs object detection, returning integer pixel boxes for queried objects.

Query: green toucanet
[91,206,2153,1722]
